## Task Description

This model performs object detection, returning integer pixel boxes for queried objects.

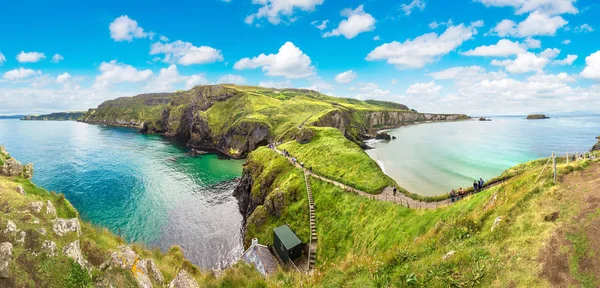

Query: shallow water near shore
[366,115,600,196]
[0,119,244,270]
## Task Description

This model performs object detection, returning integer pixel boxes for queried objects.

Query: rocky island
[526,114,550,120]
[21,112,86,121]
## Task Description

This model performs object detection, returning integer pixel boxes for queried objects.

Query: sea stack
[526,114,550,120]
[592,136,600,151]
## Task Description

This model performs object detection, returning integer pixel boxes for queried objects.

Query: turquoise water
[0,120,244,270]
[366,116,600,196]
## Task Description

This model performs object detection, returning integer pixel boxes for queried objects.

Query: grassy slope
[279,127,395,194]
[22,112,86,121]
[243,131,600,286]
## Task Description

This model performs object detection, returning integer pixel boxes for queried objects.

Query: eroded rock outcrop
[592,136,600,152]
[52,218,81,236]
[0,242,13,278]
[1,158,23,177]
[30,201,43,214]
[42,240,57,256]
[46,200,57,218]
[3,220,17,234]
[168,269,199,288]
[63,240,89,271]
[15,186,26,196]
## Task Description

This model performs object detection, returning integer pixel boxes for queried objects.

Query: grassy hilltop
[21,112,86,121]
[79,85,467,158]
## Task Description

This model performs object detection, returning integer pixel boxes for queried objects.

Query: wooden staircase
[305,169,317,271]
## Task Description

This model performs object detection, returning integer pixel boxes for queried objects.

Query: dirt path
[539,163,600,287]
[271,147,507,210]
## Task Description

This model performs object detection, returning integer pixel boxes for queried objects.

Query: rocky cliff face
[592,137,600,151]
[364,111,468,128]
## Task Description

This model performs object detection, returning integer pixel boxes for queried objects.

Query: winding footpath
[272,147,509,210]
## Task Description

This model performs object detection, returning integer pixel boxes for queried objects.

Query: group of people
[450,177,485,203]
[280,148,312,172]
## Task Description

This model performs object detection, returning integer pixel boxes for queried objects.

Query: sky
[1,0,599,116]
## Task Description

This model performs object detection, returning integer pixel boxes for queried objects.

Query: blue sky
[1,0,599,115]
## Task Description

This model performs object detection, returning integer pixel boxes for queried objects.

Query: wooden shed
[273,225,303,263]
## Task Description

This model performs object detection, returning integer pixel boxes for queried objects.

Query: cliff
[592,136,600,151]
[79,85,468,158]
[21,112,86,121]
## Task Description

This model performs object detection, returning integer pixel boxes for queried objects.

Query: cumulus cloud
[323,5,375,39]
[185,74,210,89]
[562,39,571,45]
[353,82,390,100]
[3,68,40,80]
[150,40,224,65]
[258,80,293,89]
[0,52,5,65]
[234,42,315,79]
[245,0,323,25]
[51,54,64,63]
[581,51,600,80]
[491,52,550,73]
[16,51,46,63]
[109,15,148,41]
[475,0,578,15]
[524,37,541,48]
[491,11,567,37]
[401,0,426,15]
[303,78,334,92]
[574,24,594,33]
[406,81,441,95]
[335,70,357,84]
[94,60,153,88]
[217,74,247,84]
[145,64,187,91]
[366,22,482,69]
[56,73,71,83]
[462,39,526,57]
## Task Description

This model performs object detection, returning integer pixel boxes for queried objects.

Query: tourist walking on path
[450,189,457,203]
[473,180,478,193]
[393,186,397,196]
[478,178,484,190]
[458,188,464,200]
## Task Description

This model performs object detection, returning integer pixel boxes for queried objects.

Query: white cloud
[524,37,541,48]
[581,51,600,80]
[428,21,440,29]
[94,60,153,88]
[492,52,550,73]
[366,22,481,69]
[312,20,329,30]
[401,0,426,15]
[16,51,46,63]
[353,82,390,99]
[552,54,577,66]
[406,81,441,95]
[491,11,567,37]
[462,39,526,57]
[373,35,380,41]
[56,73,71,83]
[51,54,64,63]
[150,40,224,65]
[145,64,188,91]
[574,24,594,33]
[323,5,375,39]
[475,0,578,15]
[335,70,357,84]
[258,80,293,89]
[0,52,5,65]
[527,72,575,83]
[562,39,571,45]
[245,0,324,25]
[391,79,398,85]
[217,74,247,84]
[185,74,210,89]
[539,48,560,58]
[109,15,148,41]
[234,42,314,79]
[303,78,333,92]
[3,68,40,80]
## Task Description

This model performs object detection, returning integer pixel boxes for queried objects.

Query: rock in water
[375,132,392,141]
[23,163,34,179]
[168,270,199,288]
[52,218,81,236]
[46,200,57,218]
[15,186,26,196]
[30,201,43,214]
[1,158,23,176]
[0,242,13,278]
[42,240,57,256]
[63,240,89,270]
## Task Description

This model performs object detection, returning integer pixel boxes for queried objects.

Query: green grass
[279,127,394,194]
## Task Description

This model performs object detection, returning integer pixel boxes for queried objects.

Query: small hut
[273,225,303,263]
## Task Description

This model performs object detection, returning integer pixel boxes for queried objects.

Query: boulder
[46,200,57,218]
[1,158,23,176]
[491,216,503,231]
[442,250,455,260]
[0,242,13,278]
[3,220,17,234]
[187,149,208,157]
[168,270,199,288]
[109,246,138,270]
[42,240,57,256]
[52,218,81,236]
[147,259,164,285]
[0,145,7,155]
[15,186,26,196]
[295,128,315,144]
[63,240,89,270]
[30,201,43,214]
[375,132,392,141]
[23,163,34,179]
[16,231,25,244]
[36,228,46,235]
